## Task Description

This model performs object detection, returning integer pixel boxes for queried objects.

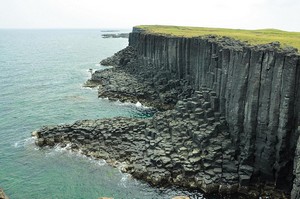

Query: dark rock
[32,27,299,198]
[35,138,45,147]
[129,28,299,197]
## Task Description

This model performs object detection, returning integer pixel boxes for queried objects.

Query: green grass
[136,25,300,51]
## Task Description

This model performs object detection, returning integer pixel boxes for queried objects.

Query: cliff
[129,27,300,196]
[32,26,300,198]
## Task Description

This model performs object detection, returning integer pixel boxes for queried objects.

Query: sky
[0,0,299,31]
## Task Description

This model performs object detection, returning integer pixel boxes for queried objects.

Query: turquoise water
[0,30,205,199]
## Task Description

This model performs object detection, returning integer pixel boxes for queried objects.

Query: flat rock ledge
[32,88,286,198]
[84,46,194,111]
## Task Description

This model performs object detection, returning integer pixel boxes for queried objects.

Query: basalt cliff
[130,27,300,197]
[33,27,300,198]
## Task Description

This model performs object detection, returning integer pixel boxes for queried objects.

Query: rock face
[292,130,300,198]
[128,28,300,196]
[91,46,194,110]
[33,27,300,198]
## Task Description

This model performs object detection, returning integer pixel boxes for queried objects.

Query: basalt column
[129,28,300,193]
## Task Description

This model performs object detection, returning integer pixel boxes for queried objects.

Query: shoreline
[32,31,297,198]
[33,46,288,197]
[85,46,194,111]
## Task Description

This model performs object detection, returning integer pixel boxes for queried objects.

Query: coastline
[33,43,291,198]
[33,26,299,198]
[85,46,194,111]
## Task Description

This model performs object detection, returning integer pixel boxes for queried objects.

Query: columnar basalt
[129,28,300,196]
[33,27,300,198]
[34,89,244,194]
[87,46,194,110]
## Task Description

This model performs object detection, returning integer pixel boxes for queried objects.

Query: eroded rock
[32,28,300,198]
[33,89,238,194]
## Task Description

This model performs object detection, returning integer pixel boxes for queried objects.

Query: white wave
[43,143,108,168]
[138,103,152,110]
[81,86,97,90]
[115,100,150,109]
[13,137,35,148]
[99,97,109,101]
[114,100,130,106]
[45,143,76,157]
[135,101,142,107]
[99,98,153,110]
[53,143,71,152]
[119,173,131,188]
[97,159,107,166]
[84,156,107,166]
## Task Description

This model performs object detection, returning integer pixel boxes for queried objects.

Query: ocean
[0,29,206,199]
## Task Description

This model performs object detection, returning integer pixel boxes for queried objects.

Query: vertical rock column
[292,127,300,199]
[128,29,300,192]
[274,54,299,189]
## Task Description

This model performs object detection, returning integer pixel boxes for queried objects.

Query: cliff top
[135,25,300,51]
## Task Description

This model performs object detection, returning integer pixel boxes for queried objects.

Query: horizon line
[0,27,132,30]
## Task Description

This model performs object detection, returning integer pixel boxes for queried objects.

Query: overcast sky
[0,0,299,31]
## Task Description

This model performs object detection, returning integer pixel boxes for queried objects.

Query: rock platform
[85,46,194,111]
[33,39,293,198]
[33,88,286,198]
[33,89,237,193]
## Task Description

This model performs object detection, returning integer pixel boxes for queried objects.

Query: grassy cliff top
[136,25,300,51]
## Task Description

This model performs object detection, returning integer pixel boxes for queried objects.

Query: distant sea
[0,29,207,199]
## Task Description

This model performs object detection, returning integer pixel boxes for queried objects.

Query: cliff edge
[129,25,300,197]
[33,25,300,198]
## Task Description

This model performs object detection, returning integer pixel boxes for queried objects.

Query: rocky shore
[33,88,239,193]
[33,83,286,198]
[32,29,299,198]
[32,90,288,197]
[85,46,194,111]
